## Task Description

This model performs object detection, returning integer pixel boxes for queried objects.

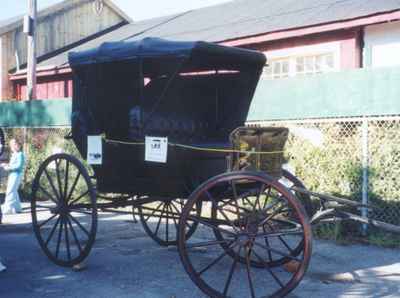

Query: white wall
[364,21,400,68]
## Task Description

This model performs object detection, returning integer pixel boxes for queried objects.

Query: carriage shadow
[94,212,400,298]
[297,237,400,297]
[1,208,400,298]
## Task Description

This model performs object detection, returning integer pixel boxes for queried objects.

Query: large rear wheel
[178,171,312,298]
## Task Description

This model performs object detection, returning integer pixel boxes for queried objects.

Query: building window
[263,58,290,79]
[263,42,340,79]
[264,53,335,79]
[295,53,335,75]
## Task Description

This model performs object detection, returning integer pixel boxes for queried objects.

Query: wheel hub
[50,202,69,215]
[242,213,260,235]
[247,221,259,235]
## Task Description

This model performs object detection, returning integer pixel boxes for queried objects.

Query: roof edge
[0,0,132,36]
[9,20,128,73]
[10,65,72,80]
[104,0,133,23]
[221,9,400,46]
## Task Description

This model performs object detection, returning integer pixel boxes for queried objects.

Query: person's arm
[5,153,24,172]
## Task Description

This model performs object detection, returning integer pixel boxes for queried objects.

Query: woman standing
[1,138,25,215]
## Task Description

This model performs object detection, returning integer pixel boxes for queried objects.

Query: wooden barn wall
[13,74,72,100]
[0,36,11,99]
[5,0,124,71]
[0,34,14,98]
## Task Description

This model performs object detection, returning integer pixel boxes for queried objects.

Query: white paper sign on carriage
[87,135,103,165]
[145,136,168,163]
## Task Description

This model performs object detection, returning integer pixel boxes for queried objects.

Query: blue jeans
[1,172,22,214]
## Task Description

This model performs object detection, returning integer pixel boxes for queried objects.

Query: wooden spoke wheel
[31,154,97,267]
[178,171,312,298]
[212,170,313,270]
[211,170,311,269]
[138,198,202,246]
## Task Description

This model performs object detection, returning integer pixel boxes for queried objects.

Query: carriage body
[68,38,266,197]
[29,37,400,298]
[30,38,318,298]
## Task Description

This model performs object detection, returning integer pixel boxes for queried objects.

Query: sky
[0,0,231,22]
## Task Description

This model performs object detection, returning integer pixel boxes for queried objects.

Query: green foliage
[283,121,400,237]
[0,128,85,200]
[285,123,362,198]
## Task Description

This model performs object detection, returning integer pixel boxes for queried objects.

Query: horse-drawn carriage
[29,38,399,297]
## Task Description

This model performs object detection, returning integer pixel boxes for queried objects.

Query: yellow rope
[104,138,284,155]
[105,139,145,146]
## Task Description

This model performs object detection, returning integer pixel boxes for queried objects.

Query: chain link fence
[251,116,400,227]
[2,116,400,228]
[367,118,400,225]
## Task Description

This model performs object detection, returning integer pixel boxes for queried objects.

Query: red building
[9,0,400,100]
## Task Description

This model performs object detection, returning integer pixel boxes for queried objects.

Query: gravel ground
[1,203,400,298]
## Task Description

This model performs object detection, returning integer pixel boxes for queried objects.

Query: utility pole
[25,0,37,100]
[23,0,37,175]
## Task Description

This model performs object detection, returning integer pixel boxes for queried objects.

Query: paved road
[1,204,400,298]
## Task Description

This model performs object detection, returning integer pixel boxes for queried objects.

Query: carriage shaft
[311,208,400,234]
[292,186,372,208]
[338,211,400,234]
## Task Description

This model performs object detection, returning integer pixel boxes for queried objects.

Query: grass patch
[313,221,400,248]
[366,231,400,248]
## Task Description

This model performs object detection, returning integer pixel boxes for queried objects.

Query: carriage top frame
[67,37,268,196]
[68,37,266,73]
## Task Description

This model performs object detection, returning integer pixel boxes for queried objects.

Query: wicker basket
[230,126,289,178]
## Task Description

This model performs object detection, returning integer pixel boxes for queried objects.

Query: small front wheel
[138,198,202,246]
[31,154,97,267]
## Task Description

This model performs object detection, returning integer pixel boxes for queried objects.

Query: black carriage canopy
[68,37,266,147]
[68,37,266,71]
[68,37,267,194]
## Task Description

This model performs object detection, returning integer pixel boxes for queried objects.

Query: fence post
[361,118,369,235]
